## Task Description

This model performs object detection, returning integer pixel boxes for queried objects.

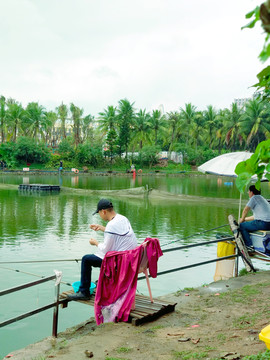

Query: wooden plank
[59,290,176,326]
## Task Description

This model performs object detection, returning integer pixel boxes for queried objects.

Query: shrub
[14,137,51,164]
[76,143,104,167]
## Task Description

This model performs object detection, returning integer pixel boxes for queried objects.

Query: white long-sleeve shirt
[95,214,137,259]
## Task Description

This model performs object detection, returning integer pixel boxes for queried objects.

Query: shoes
[67,291,91,301]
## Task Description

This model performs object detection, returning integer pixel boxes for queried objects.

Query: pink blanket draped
[94,238,163,325]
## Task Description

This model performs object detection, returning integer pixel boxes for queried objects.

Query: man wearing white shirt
[68,199,137,300]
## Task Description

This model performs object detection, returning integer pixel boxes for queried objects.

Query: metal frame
[0,274,61,337]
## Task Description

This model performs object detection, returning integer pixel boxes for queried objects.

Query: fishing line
[161,223,229,248]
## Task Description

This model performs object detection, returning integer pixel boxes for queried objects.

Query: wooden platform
[60,290,176,326]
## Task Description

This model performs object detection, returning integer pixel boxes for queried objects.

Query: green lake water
[0,173,270,358]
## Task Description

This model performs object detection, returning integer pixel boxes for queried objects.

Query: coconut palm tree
[239,98,270,150]
[56,103,68,140]
[149,109,165,146]
[5,99,25,142]
[25,102,46,141]
[180,103,197,145]
[133,109,151,150]
[116,99,135,159]
[166,111,183,152]
[98,106,118,161]
[70,103,83,147]
[223,103,244,151]
[0,95,6,143]
[203,105,218,148]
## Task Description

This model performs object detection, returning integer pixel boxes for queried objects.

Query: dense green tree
[116,99,135,159]
[149,110,165,146]
[239,98,270,150]
[56,103,68,140]
[98,106,118,161]
[133,109,151,150]
[5,100,25,142]
[180,103,197,145]
[203,105,218,148]
[0,95,6,143]
[82,114,94,142]
[70,103,83,147]
[189,111,205,150]
[223,103,244,151]
[25,102,46,140]
[166,111,183,152]
[43,111,58,145]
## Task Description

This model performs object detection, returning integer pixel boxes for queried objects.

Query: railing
[138,235,239,280]
[0,272,62,337]
[0,235,240,338]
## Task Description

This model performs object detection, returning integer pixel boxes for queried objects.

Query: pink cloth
[94,238,163,325]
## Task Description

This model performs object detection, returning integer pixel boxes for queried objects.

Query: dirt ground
[6,270,270,360]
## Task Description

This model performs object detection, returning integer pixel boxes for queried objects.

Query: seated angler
[239,185,270,250]
[68,198,137,300]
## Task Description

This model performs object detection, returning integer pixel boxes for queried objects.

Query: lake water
[1,172,270,358]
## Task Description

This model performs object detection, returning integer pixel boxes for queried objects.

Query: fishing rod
[161,223,229,248]
[0,259,81,264]
[0,265,73,287]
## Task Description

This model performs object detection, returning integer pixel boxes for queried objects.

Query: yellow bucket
[259,324,270,349]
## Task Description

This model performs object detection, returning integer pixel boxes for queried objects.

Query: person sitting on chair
[68,198,137,300]
[239,185,270,249]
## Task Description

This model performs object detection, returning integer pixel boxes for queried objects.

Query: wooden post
[52,280,60,337]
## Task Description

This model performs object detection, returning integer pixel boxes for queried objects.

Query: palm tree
[133,109,151,150]
[70,103,83,147]
[116,99,135,159]
[180,103,197,145]
[25,102,46,141]
[5,99,25,142]
[166,111,183,152]
[149,110,165,145]
[223,103,244,151]
[189,111,205,150]
[239,98,270,150]
[0,95,6,143]
[203,105,218,148]
[98,106,118,161]
[43,111,58,145]
[56,103,68,140]
[82,114,94,142]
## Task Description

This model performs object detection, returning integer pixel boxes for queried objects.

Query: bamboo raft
[60,290,176,326]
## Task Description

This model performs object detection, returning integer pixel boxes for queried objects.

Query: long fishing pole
[0,265,73,287]
[0,259,81,264]
[161,223,229,247]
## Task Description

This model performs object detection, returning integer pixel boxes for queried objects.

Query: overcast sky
[0,0,265,117]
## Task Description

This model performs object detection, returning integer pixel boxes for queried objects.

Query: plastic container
[259,324,270,349]
[250,231,270,253]
[72,281,96,294]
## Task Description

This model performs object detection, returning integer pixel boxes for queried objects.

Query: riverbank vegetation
[0,95,269,171]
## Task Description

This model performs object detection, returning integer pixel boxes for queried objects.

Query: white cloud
[0,0,265,116]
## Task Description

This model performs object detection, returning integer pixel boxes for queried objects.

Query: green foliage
[138,145,161,168]
[242,3,270,95]
[0,141,16,166]
[15,137,50,164]
[178,144,219,166]
[235,139,270,192]
[58,139,76,160]
[76,143,103,167]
